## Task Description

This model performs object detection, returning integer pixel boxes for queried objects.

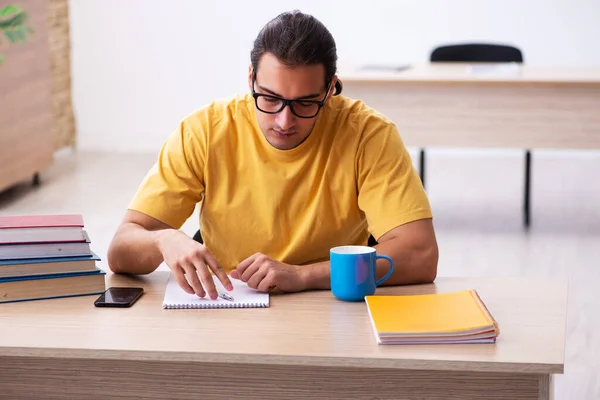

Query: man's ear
[248,65,254,92]
[327,75,339,100]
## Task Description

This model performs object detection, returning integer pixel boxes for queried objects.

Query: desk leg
[539,374,554,400]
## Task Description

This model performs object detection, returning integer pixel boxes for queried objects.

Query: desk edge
[0,347,564,375]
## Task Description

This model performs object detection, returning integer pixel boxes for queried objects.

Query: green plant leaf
[0,14,25,30]
[0,6,33,57]
[13,12,27,26]
[21,27,31,41]
[0,5,23,17]
[14,27,26,42]
[6,29,17,43]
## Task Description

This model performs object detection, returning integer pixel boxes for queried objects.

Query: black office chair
[192,230,379,246]
[192,229,204,244]
[430,43,523,64]
[424,43,531,227]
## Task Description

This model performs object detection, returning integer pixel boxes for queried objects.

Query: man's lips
[273,129,296,136]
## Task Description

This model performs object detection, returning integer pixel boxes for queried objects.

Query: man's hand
[231,253,308,293]
[156,229,233,299]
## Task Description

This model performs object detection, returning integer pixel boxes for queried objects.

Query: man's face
[248,53,336,151]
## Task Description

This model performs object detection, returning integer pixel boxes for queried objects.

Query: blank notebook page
[162,274,269,309]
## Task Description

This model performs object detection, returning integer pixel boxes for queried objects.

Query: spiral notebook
[162,273,269,309]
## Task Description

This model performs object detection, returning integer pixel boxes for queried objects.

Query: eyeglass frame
[251,72,332,119]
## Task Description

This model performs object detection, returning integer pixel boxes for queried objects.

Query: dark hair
[250,10,343,95]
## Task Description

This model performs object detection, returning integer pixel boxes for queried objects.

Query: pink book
[0,214,84,229]
[0,214,86,244]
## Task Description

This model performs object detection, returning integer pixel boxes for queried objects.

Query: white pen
[219,292,235,301]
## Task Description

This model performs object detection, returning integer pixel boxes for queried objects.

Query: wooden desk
[339,64,600,149]
[0,272,567,400]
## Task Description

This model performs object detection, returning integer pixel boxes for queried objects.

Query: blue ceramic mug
[330,245,395,302]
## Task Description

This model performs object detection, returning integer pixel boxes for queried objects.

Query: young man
[107,10,438,300]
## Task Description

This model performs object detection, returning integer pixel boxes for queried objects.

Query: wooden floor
[1,149,599,400]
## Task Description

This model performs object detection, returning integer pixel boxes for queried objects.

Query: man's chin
[265,133,301,151]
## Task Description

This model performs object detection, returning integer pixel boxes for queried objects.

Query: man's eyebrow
[257,84,322,100]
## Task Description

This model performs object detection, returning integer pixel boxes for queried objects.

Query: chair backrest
[430,43,524,63]
[194,228,380,247]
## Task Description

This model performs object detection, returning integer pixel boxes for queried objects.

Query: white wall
[69,0,600,153]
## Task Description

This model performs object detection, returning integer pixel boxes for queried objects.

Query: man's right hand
[156,229,233,299]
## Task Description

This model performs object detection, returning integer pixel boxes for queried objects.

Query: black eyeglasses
[251,76,331,119]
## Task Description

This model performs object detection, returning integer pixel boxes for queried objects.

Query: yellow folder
[364,289,500,344]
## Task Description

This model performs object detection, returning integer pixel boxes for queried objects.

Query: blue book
[0,268,106,304]
[0,253,101,278]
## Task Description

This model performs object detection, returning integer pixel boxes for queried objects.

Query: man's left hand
[231,253,307,293]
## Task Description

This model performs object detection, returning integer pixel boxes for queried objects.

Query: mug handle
[375,255,395,286]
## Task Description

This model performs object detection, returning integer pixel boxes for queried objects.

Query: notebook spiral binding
[164,302,268,309]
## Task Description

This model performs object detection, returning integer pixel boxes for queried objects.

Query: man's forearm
[300,237,438,290]
[301,261,331,290]
[107,223,167,274]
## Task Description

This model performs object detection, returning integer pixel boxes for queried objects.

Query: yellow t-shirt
[128,93,432,271]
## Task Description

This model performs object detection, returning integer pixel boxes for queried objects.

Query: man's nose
[275,105,295,130]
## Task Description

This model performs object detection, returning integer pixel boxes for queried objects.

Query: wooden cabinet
[0,1,54,192]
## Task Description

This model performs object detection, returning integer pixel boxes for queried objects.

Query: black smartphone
[94,287,144,308]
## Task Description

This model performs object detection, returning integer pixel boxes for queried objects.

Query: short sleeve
[356,122,432,240]
[127,119,206,228]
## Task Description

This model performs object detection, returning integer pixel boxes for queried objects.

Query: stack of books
[0,214,106,304]
[365,289,500,345]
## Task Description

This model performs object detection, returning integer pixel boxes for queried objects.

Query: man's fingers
[236,253,259,278]
[173,266,195,295]
[257,274,276,293]
[246,265,268,290]
[195,262,218,300]
[205,252,233,291]
[182,263,206,298]
[241,259,262,283]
